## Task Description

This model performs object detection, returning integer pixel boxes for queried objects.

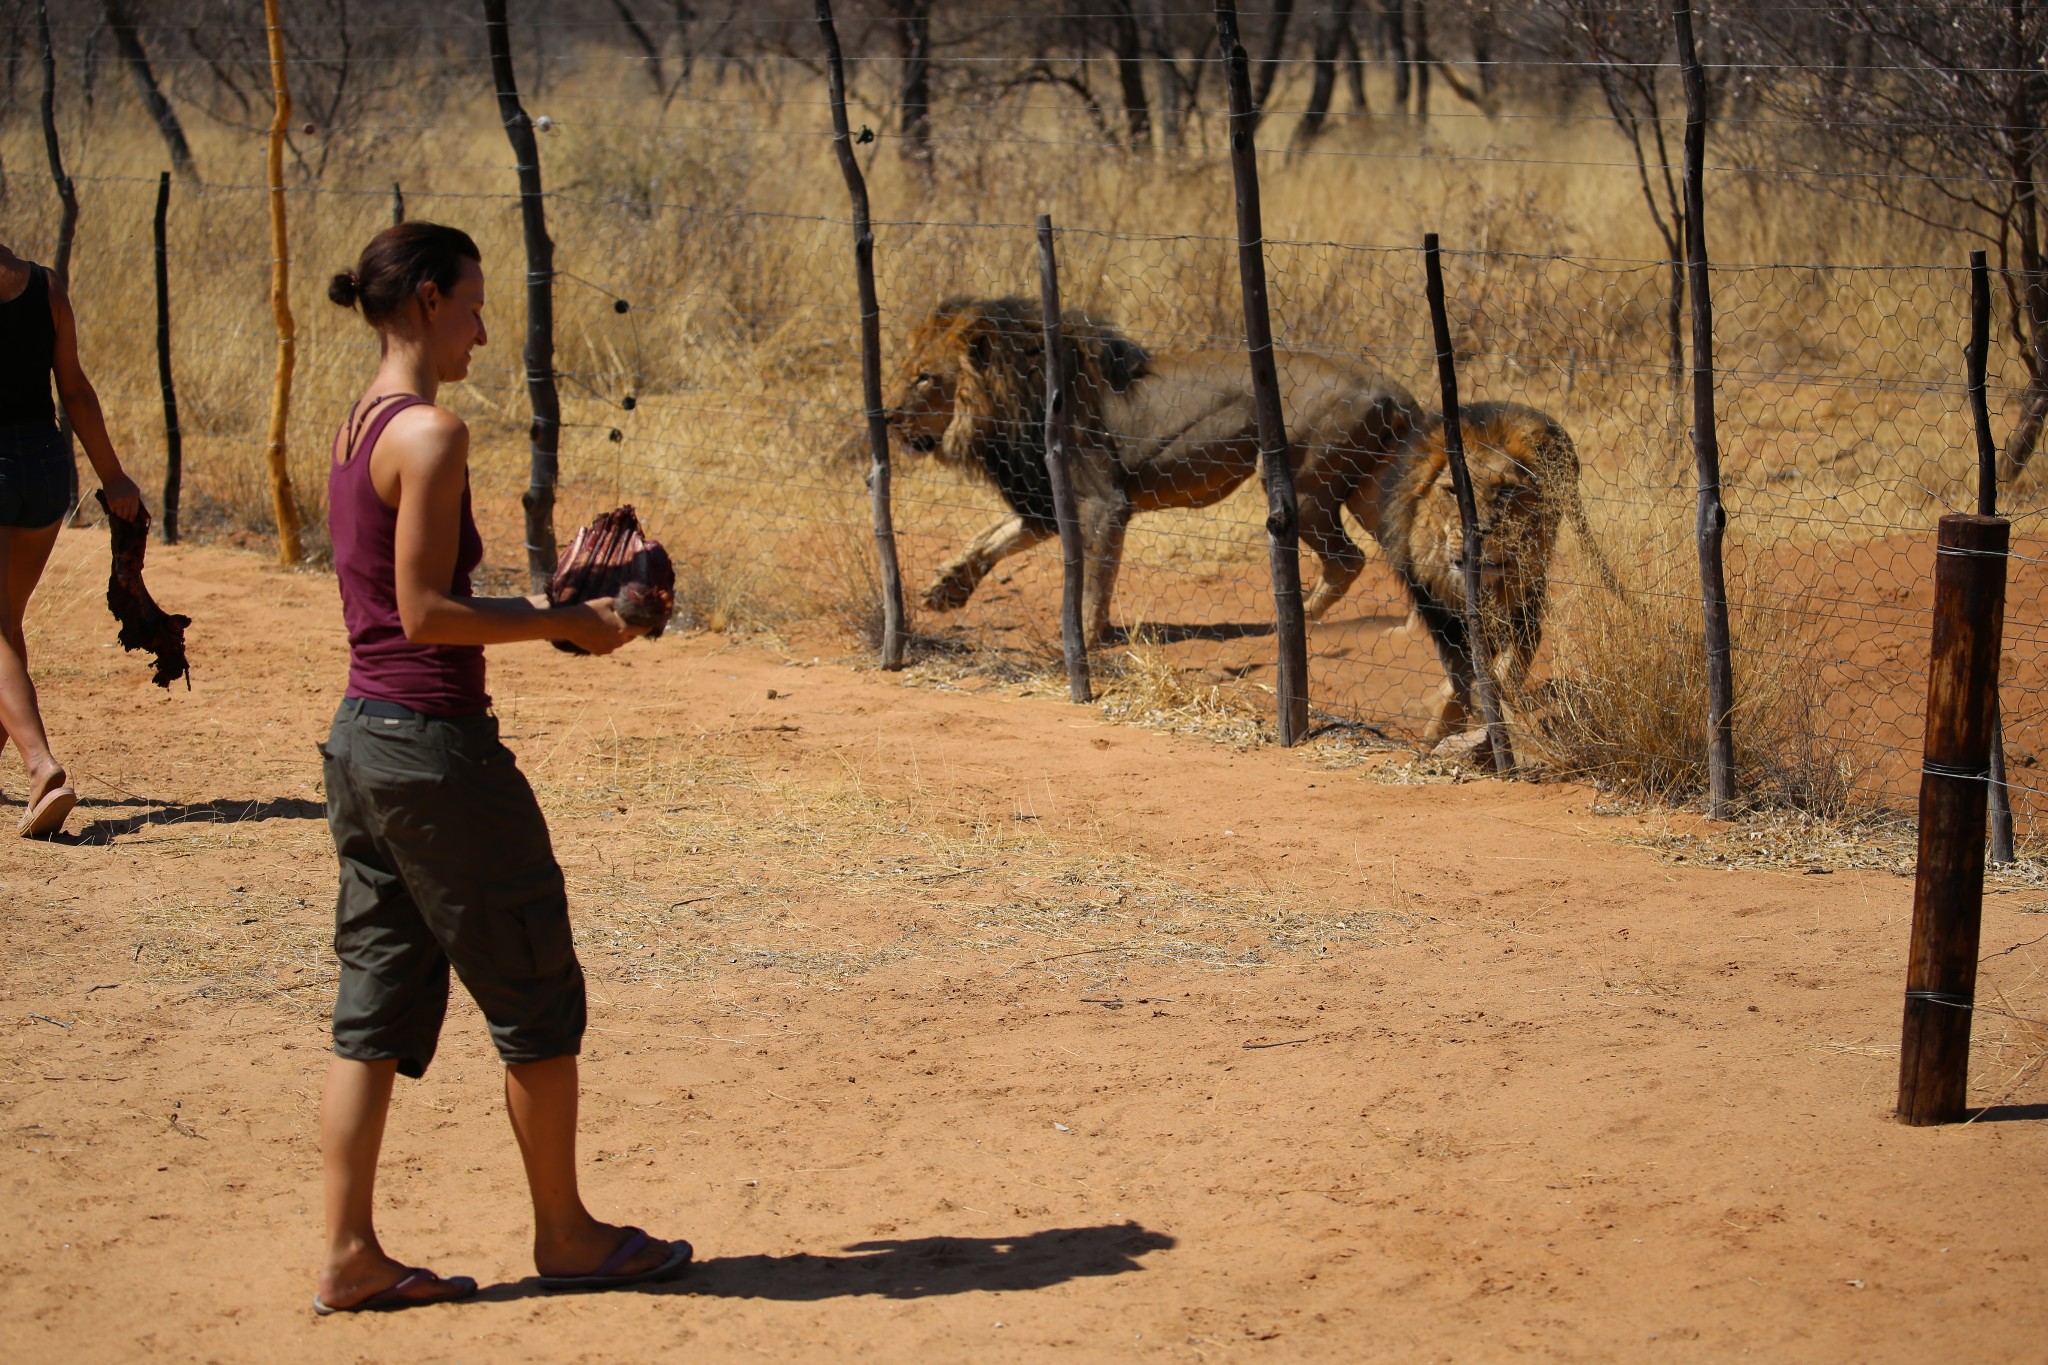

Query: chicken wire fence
[30,162,2044,842]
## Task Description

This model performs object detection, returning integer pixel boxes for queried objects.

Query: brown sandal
[18,783,76,838]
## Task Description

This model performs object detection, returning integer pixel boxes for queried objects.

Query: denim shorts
[0,421,72,530]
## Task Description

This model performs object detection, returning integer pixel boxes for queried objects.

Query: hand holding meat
[548,506,675,655]
[558,597,642,656]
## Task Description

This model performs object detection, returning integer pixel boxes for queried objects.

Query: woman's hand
[560,598,646,656]
[100,472,144,523]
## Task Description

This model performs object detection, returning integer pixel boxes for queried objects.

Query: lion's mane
[895,295,1148,527]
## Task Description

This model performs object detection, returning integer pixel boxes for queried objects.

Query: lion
[1350,401,1620,743]
[885,295,1418,645]
[884,298,1617,746]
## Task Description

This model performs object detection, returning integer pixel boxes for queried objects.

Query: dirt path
[2,522,2043,1362]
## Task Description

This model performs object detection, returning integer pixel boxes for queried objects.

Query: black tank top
[0,266,56,426]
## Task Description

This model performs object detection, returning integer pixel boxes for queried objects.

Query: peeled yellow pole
[262,0,304,565]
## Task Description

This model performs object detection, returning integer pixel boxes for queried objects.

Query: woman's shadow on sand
[480,1222,1175,1303]
[31,795,327,846]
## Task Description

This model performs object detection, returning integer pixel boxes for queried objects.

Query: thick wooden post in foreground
[816,0,906,669]
[1036,214,1092,704]
[1897,514,2009,1125]
[1674,0,1736,815]
[1966,251,2015,865]
[1215,0,1309,746]
[484,0,562,592]
[1423,235,1512,774]
[261,0,304,565]
[154,171,183,545]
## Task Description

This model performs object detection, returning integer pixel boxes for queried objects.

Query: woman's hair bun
[327,269,360,309]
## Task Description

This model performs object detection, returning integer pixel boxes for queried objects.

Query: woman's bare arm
[48,274,141,520]
[385,407,640,654]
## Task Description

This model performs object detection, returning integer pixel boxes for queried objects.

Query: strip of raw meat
[548,505,676,654]
[96,491,192,689]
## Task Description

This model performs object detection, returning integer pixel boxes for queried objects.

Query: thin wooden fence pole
[392,181,405,226]
[261,0,304,566]
[1967,250,2015,865]
[483,0,562,592]
[1897,513,2009,1125]
[1036,213,1092,704]
[816,0,906,669]
[1422,235,1513,774]
[154,170,183,545]
[1215,0,1309,746]
[36,0,80,514]
[1674,0,1736,815]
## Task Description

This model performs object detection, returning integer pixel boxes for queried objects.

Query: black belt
[344,696,490,722]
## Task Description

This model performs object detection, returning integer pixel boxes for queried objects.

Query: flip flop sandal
[312,1267,478,1316]
[535,1228,692,1292]
[18,785,76,839]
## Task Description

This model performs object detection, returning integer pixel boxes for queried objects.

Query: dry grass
[7,54,2037,839]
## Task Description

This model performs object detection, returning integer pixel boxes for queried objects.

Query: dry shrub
[1519,558,1852,814]
[1097,629,1271,744]
[669,554,787,636]
[814,522,899,651]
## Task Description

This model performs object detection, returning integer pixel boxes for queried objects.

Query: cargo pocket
[483,865,575,981]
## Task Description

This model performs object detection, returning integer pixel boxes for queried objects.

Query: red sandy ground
[1,512,2044,1363]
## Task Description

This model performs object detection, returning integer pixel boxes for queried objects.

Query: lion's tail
[1561,481,1627,600]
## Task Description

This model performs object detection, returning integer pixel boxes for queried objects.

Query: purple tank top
[329,396,489,715]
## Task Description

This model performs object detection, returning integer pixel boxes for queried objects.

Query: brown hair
[327,221,481,324]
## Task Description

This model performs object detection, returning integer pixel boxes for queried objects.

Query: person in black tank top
[0,240,144,838]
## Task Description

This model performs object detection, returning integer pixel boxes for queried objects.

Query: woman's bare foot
[535,1218,679,1280]
[26,759,64,806]
[18,760,75,838]
[317,1244,473,1312]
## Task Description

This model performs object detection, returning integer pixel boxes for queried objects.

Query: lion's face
[886,364,961,454]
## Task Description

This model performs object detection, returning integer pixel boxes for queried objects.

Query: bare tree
[1744,2,2048,481]
[1541,0,1690,387]
[1295,1,1354,146]
[102,1,196,177]
[605,0,666,95]
[883,0,933,171]
[1103,0,1152,147]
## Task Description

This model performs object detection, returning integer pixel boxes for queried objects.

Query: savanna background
[3,0,2045,829]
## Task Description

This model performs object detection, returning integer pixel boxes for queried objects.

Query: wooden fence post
[1215,0,1309,746]
[1036,213,1092,704]
[484,0,561,592]
[261,0,304,566]
[1966,251,2015,865]
[1422,234,1513,773]
[816,0,907,670]
[36,0,80,514]
[1674,0,1736,815]
[154,170,183,545]
[1897,513,2009,1125]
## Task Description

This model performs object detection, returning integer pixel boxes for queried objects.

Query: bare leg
[0,522,65,806]
[317,1056,475,1309]
[505,1055,675,1277]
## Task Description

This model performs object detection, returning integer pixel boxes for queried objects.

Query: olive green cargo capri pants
[320,698,586,1078]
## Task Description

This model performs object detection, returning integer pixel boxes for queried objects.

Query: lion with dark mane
[885,296,1614,743]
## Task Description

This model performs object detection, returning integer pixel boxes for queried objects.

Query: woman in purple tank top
[311,224,688,1315]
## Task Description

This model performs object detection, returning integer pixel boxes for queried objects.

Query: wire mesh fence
[7,14,2044,848]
